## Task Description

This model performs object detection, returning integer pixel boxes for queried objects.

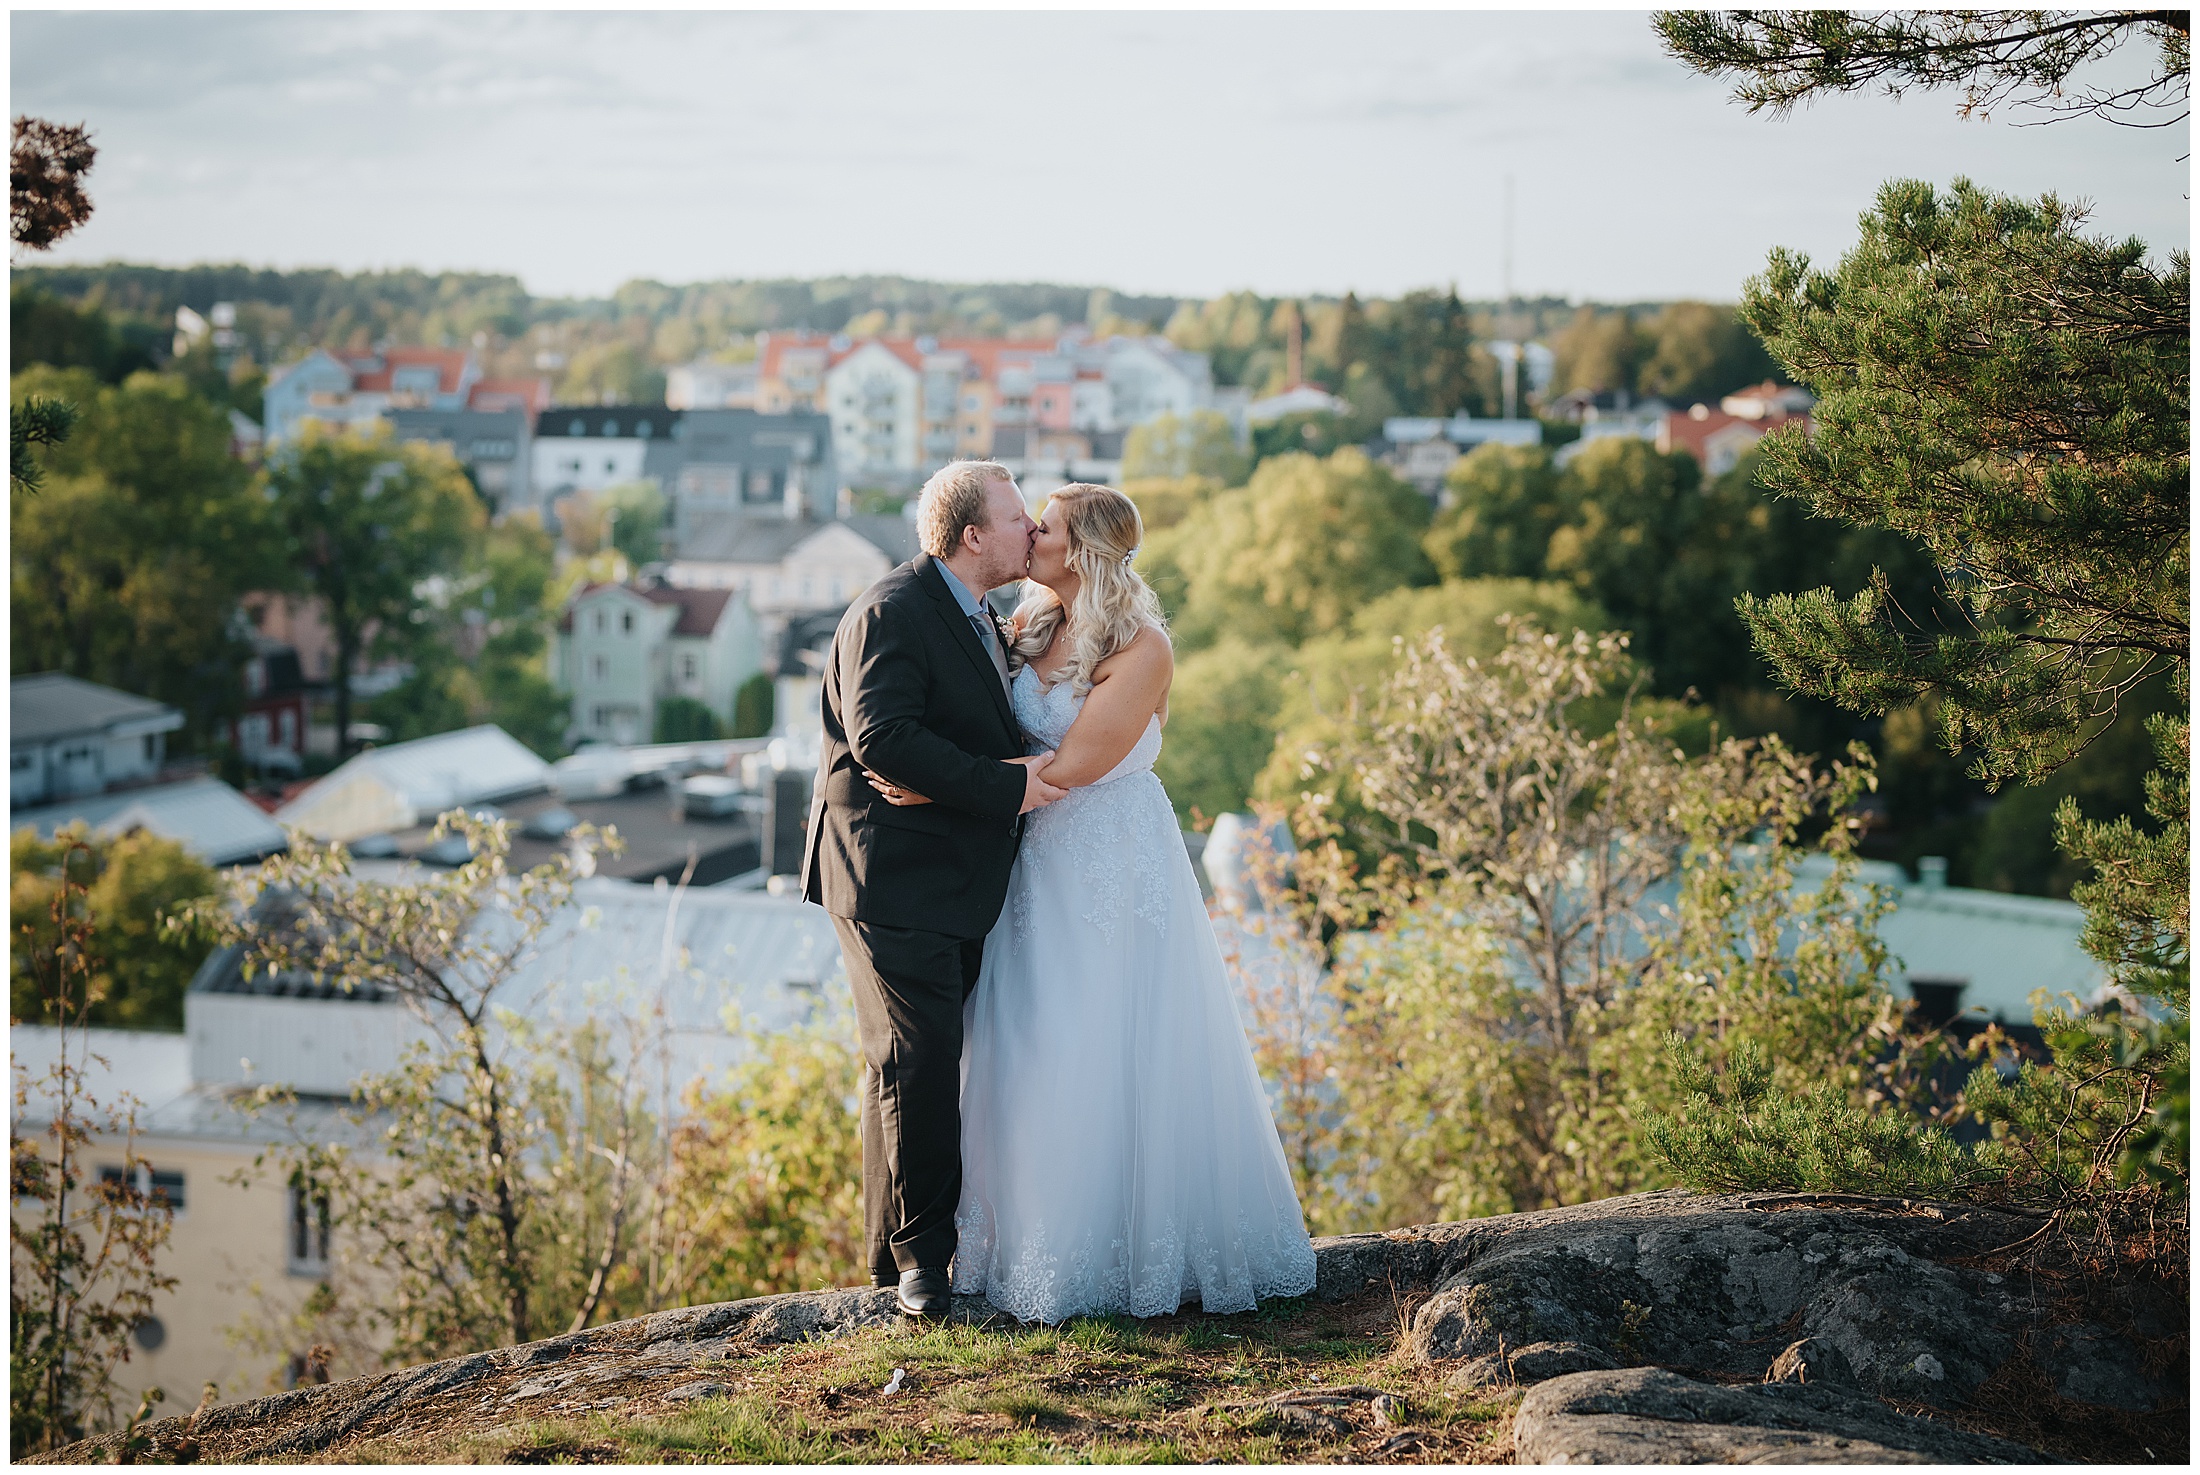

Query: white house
[823,341,924,483]
[1248,384,1351,425]
[553,581,767,746]
[531,406,684,502]
[1099,337,1215,427]
[11,674,183,805]
[666,360,761,410]
[666,515,916,617]
[274,725,554,844]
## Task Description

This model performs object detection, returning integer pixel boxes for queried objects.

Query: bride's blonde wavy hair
[1010,484,1165,694]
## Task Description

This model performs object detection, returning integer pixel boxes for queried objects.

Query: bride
[865,483,1317,1323]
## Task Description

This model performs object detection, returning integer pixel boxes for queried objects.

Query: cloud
[13,9,2187,302]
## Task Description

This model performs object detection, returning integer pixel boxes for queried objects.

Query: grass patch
[292,1288,1519,1465]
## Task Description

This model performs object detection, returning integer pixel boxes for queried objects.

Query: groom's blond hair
[916,460,1016,559]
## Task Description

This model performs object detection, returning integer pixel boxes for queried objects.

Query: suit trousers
[831,916,986,1284]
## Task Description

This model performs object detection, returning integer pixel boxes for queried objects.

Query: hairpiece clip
[1121,548,1139,568]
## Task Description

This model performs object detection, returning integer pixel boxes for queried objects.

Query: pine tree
[1735,179,2187,787]
[1653,10,2189,130]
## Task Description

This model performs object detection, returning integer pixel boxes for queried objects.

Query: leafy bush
[730,672,774,740]
[654,695,723,743]
[10,825,218,1031]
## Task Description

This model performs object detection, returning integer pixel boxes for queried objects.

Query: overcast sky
[12,8,2190,304]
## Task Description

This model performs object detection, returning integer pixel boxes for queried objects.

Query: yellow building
[11,1027,356,1408]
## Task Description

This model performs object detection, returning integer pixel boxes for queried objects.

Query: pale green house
[553,579,764,746]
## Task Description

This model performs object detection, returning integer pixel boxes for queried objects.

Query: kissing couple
[801,460,1317,1322]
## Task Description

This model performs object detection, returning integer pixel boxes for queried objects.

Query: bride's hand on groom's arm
[1011,754,1067,814]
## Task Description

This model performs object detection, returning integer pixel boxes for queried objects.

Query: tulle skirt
[950,769,1318,1323]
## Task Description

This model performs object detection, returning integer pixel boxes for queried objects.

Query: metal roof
[11,673,184,745]
[274,725,553,842]
[12,775,289,866]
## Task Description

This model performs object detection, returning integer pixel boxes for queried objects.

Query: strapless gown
[950,663,1318,1322]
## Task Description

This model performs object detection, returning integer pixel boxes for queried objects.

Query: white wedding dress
[950,664,1318,1322]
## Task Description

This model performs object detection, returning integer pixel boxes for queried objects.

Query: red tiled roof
[642,584,734,637]
[349,347,472,395]
[758,331,835,379]
[1659,408,1809,464]
[558,582,734,637]
[469,377,552,413]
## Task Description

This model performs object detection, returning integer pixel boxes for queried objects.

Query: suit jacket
[801,554,1028,937]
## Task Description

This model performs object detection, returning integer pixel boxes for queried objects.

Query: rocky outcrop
[1512,1367,2058,1464]
[34,1190,2180,1465]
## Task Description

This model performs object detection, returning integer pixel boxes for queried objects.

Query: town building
[1375,416,1545,495]
[666,359,761,410]
[230,638,313,778]
[529,405,687,509]
[663,514,919,639]
[388,406,534,513]
[11,675,288,865]
[1655,381,1817,476]
[552,580,767,747]
[273,725,554,844]
[1247,384,1352,425]
[11,673,184,805]
[671,408,840,529]
[262,346,549,446]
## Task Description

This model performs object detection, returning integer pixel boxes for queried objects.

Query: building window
[100,1164,185,1215]
[142,735,157,762]
[590,655,608,681]
[568,418,584,436]
[288,1180,331,1275]
[682,653,698,681]
[594,610,607,634]
[621,611,634,635]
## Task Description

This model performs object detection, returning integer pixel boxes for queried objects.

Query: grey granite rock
[1399,1193,2069,1411]
[1512,1366,2059,1464]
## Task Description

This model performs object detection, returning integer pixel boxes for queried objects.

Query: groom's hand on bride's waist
[1014,753,1067,813]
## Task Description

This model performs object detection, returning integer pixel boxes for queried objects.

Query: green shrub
[730,672,774,740]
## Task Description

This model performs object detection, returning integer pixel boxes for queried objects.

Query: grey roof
[11,673,184,745]
[677,516,828,564]
[536,406,684,440]
[275,725,553,841]
[678,408,832,465]
[12,776,289,866]
[674,514,915,566]
[843,513,921,562]
[11,1025,374,1146]
[390,406,528,440]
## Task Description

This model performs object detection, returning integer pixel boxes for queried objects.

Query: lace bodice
[1011,666,1162,783]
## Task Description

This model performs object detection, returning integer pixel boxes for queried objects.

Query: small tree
[184,812,605,1356]
[10,837,177,1456]
[730,671,775,740]
[1282,618,1922,1223]
[653,695,722,744]
[262,427,484,757]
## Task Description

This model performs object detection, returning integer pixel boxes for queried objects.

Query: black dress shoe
[897,1266,951,1318]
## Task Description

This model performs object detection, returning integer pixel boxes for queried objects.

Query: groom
[801,459,1065,1318]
